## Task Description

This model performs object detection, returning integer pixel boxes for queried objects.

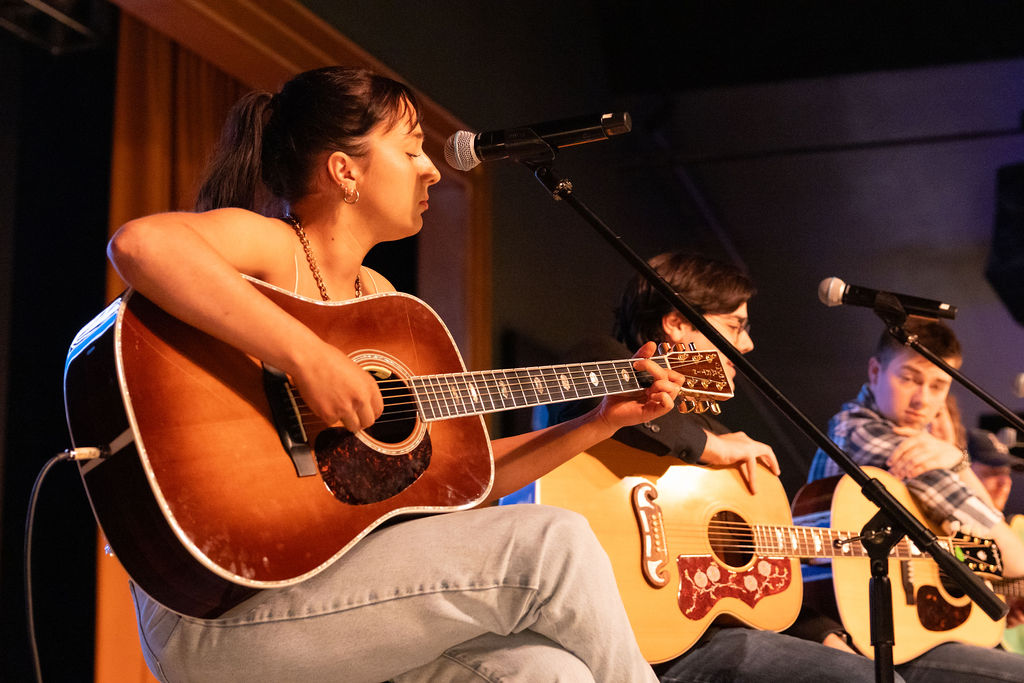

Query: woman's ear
[325,150,362,201]
[326,151,358,187]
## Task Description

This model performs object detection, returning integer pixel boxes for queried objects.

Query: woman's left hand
[595,342,685,432]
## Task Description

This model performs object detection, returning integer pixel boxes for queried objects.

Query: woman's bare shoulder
[157,208,298,284]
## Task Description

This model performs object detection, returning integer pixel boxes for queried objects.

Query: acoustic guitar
[533,450,1000,663]
[792,466,1006,663]
[62,278,731,618]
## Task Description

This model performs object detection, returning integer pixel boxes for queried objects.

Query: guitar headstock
[657,343,733,415]
[951,532,1003,579]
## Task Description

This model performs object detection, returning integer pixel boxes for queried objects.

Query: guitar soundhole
[314,373,431,505]
[365,375,417,444]
[917,585,971,631]
[708,511,754,568]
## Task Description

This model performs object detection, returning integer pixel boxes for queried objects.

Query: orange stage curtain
[96,14,248,682]
[105,13,248,301]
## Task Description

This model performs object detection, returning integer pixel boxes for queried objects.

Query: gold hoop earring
[343,185,360,205]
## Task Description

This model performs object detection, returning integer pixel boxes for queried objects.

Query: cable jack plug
[61,446,107,461]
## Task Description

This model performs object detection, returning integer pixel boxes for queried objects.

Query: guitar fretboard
[410,353,729,422]
[995,576,1024,598]
[748,522,955,560]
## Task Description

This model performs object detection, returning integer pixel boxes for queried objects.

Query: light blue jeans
[131,504,657,682]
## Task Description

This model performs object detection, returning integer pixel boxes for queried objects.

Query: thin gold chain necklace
[284,214,361,301]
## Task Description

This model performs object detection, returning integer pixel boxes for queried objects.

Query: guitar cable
[25,447,104,683]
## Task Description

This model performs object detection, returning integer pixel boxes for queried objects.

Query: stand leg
[869,569,895,683]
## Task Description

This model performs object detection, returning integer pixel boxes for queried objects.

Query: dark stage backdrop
[0,28,117,682]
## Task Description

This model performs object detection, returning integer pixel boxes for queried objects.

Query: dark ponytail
[194,67,421,214]
[194,91,273,212]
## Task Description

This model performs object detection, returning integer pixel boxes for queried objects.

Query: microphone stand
[512,149,1008,683]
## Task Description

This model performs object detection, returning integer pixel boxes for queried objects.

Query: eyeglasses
[707,314,751,342]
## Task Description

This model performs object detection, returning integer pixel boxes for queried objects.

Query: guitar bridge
[262,364,318,477]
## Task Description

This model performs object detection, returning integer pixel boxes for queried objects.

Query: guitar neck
[410,352,730,422]
[752,522,960,561]
[996,576,1024,598]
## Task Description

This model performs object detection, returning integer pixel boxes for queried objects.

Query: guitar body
[63,280,493,617]
[799,466,1005,662]
[535,441,800,663]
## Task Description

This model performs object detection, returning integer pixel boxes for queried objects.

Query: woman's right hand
[290,340,383,432]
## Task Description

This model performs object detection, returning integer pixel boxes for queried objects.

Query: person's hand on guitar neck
[699,430,780,494]
[593,341,688,434]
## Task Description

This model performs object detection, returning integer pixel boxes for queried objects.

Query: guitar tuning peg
[677,398,697,414]
[708,401,721,415]
[656,342,672,356]
[688,342,696,351]
[692,401,708,414]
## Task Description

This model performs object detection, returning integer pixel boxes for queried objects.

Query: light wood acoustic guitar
[62,278,732,618]
[792,466,1006,663]
[534,451,1001,664]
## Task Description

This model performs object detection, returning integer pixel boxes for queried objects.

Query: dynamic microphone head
[444,130,481,171]
[818,277,847,307]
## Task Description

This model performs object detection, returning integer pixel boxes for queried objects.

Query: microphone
[444,112,632,171]
[817,277,957,320]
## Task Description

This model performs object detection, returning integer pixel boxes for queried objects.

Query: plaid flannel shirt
[807,384,1003,535]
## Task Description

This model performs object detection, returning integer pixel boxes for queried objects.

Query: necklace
[284,215,361,301]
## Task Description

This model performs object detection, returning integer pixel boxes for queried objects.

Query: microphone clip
[501,127,557,166]
[872,291,909,328]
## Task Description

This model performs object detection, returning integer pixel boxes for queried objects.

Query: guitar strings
[658,520,981,559]
[288,355,727,426]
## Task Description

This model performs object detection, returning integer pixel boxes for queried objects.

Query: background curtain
[97,14,248,682]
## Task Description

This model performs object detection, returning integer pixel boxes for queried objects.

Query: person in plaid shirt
[808,319,1024,577]
[805,319,1024,678]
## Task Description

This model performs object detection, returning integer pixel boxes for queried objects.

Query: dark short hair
[613,251,755,352]
[873,318,962,367]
